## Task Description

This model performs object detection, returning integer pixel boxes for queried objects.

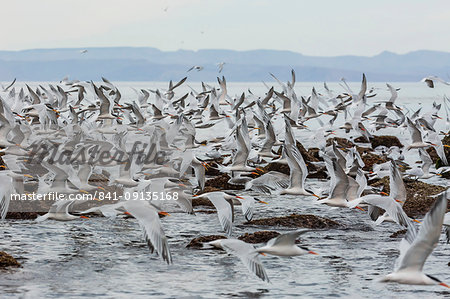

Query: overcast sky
[2,0,450,56]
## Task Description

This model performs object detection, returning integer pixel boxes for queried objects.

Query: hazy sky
[2,0,450,56]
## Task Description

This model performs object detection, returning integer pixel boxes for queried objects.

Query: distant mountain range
[0,47,449,82]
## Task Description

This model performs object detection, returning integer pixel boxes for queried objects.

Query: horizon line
[0,46,448,59]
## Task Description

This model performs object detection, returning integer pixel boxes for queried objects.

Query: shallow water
[1,190,449,298]
[1,81,449,298]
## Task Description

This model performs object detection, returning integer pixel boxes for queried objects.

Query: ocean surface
[1,81,449,298]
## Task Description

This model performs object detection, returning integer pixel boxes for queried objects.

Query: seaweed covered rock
[307,167,329,179]
[186,235,227,249]
[6,212,45,220]
[326,137,355,149]
[361,152,389,172]
[0,252,21,268]
[204,173,244,191]
[390,229,407,238]
[427,131,450,172]
[296,141,320,163]
[370,135,403,149]
[238,231,280,244]
[353,136,370,144]
[245,214,339,229]
[195,186,221,197]
[370,177,448,217]
[307,147,323,161]
[262,162,290,175]
[192,194,215,207]
[203,158,224,177]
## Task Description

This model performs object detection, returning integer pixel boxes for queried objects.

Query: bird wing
[124,201,172,264]
[397,192,447,272]
[266,230,311,247]
[358,74,367,101]
[192,159,206,190]
[360,194,411,228]
[418,148,433,174]
[386,83,398,103]
[328,158,349,200]
[232,125,250,168]
[238,195,255,221]
[0,174,13,219]
[406,118,422,144]
[355,168,367,197]
[285,144,308,190]
[206,192,234,236]
[219,239,270,282]
[389,161,407,203]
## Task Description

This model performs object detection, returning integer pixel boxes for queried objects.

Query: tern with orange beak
[256,230,319,257]
[380,192,449,288]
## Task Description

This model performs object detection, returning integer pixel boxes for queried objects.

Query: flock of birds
[0,72,449,287]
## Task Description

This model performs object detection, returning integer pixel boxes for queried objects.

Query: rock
[326,137,355,149]
[6,212,45,220]
[426,147,440,164]
[428,131,450,170]
[0,251,21,268]
[307,147,323,161]
[296,141,319,163]
[262,160,317,176]
[361,152,389,172]
[192,195,215,207]
[194,209,217,214]
[186,235,227,249]
[263,162,289,175]
[203,158,224,177]
[353,136,370,144]
[238,231,280,243]
[307,167,329,179]
[370,177,448,217]
[245,214,340,229]
[204,173,244,191]
[390,229,407,238]
[369,135,403,149]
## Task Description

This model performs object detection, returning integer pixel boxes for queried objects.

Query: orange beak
[308,250,319,255]
[380,192,389,196]
[255,168,264,173]
[80,216,89,219]
[158,211,171,216]
[235,196,244,199]
[412,219,421,223]
[355,206,365,211]
[259,252,266,256]
[251,172,259,175]
[439,282,450,288]
[312,194,320,198]
[259,201,268,204]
